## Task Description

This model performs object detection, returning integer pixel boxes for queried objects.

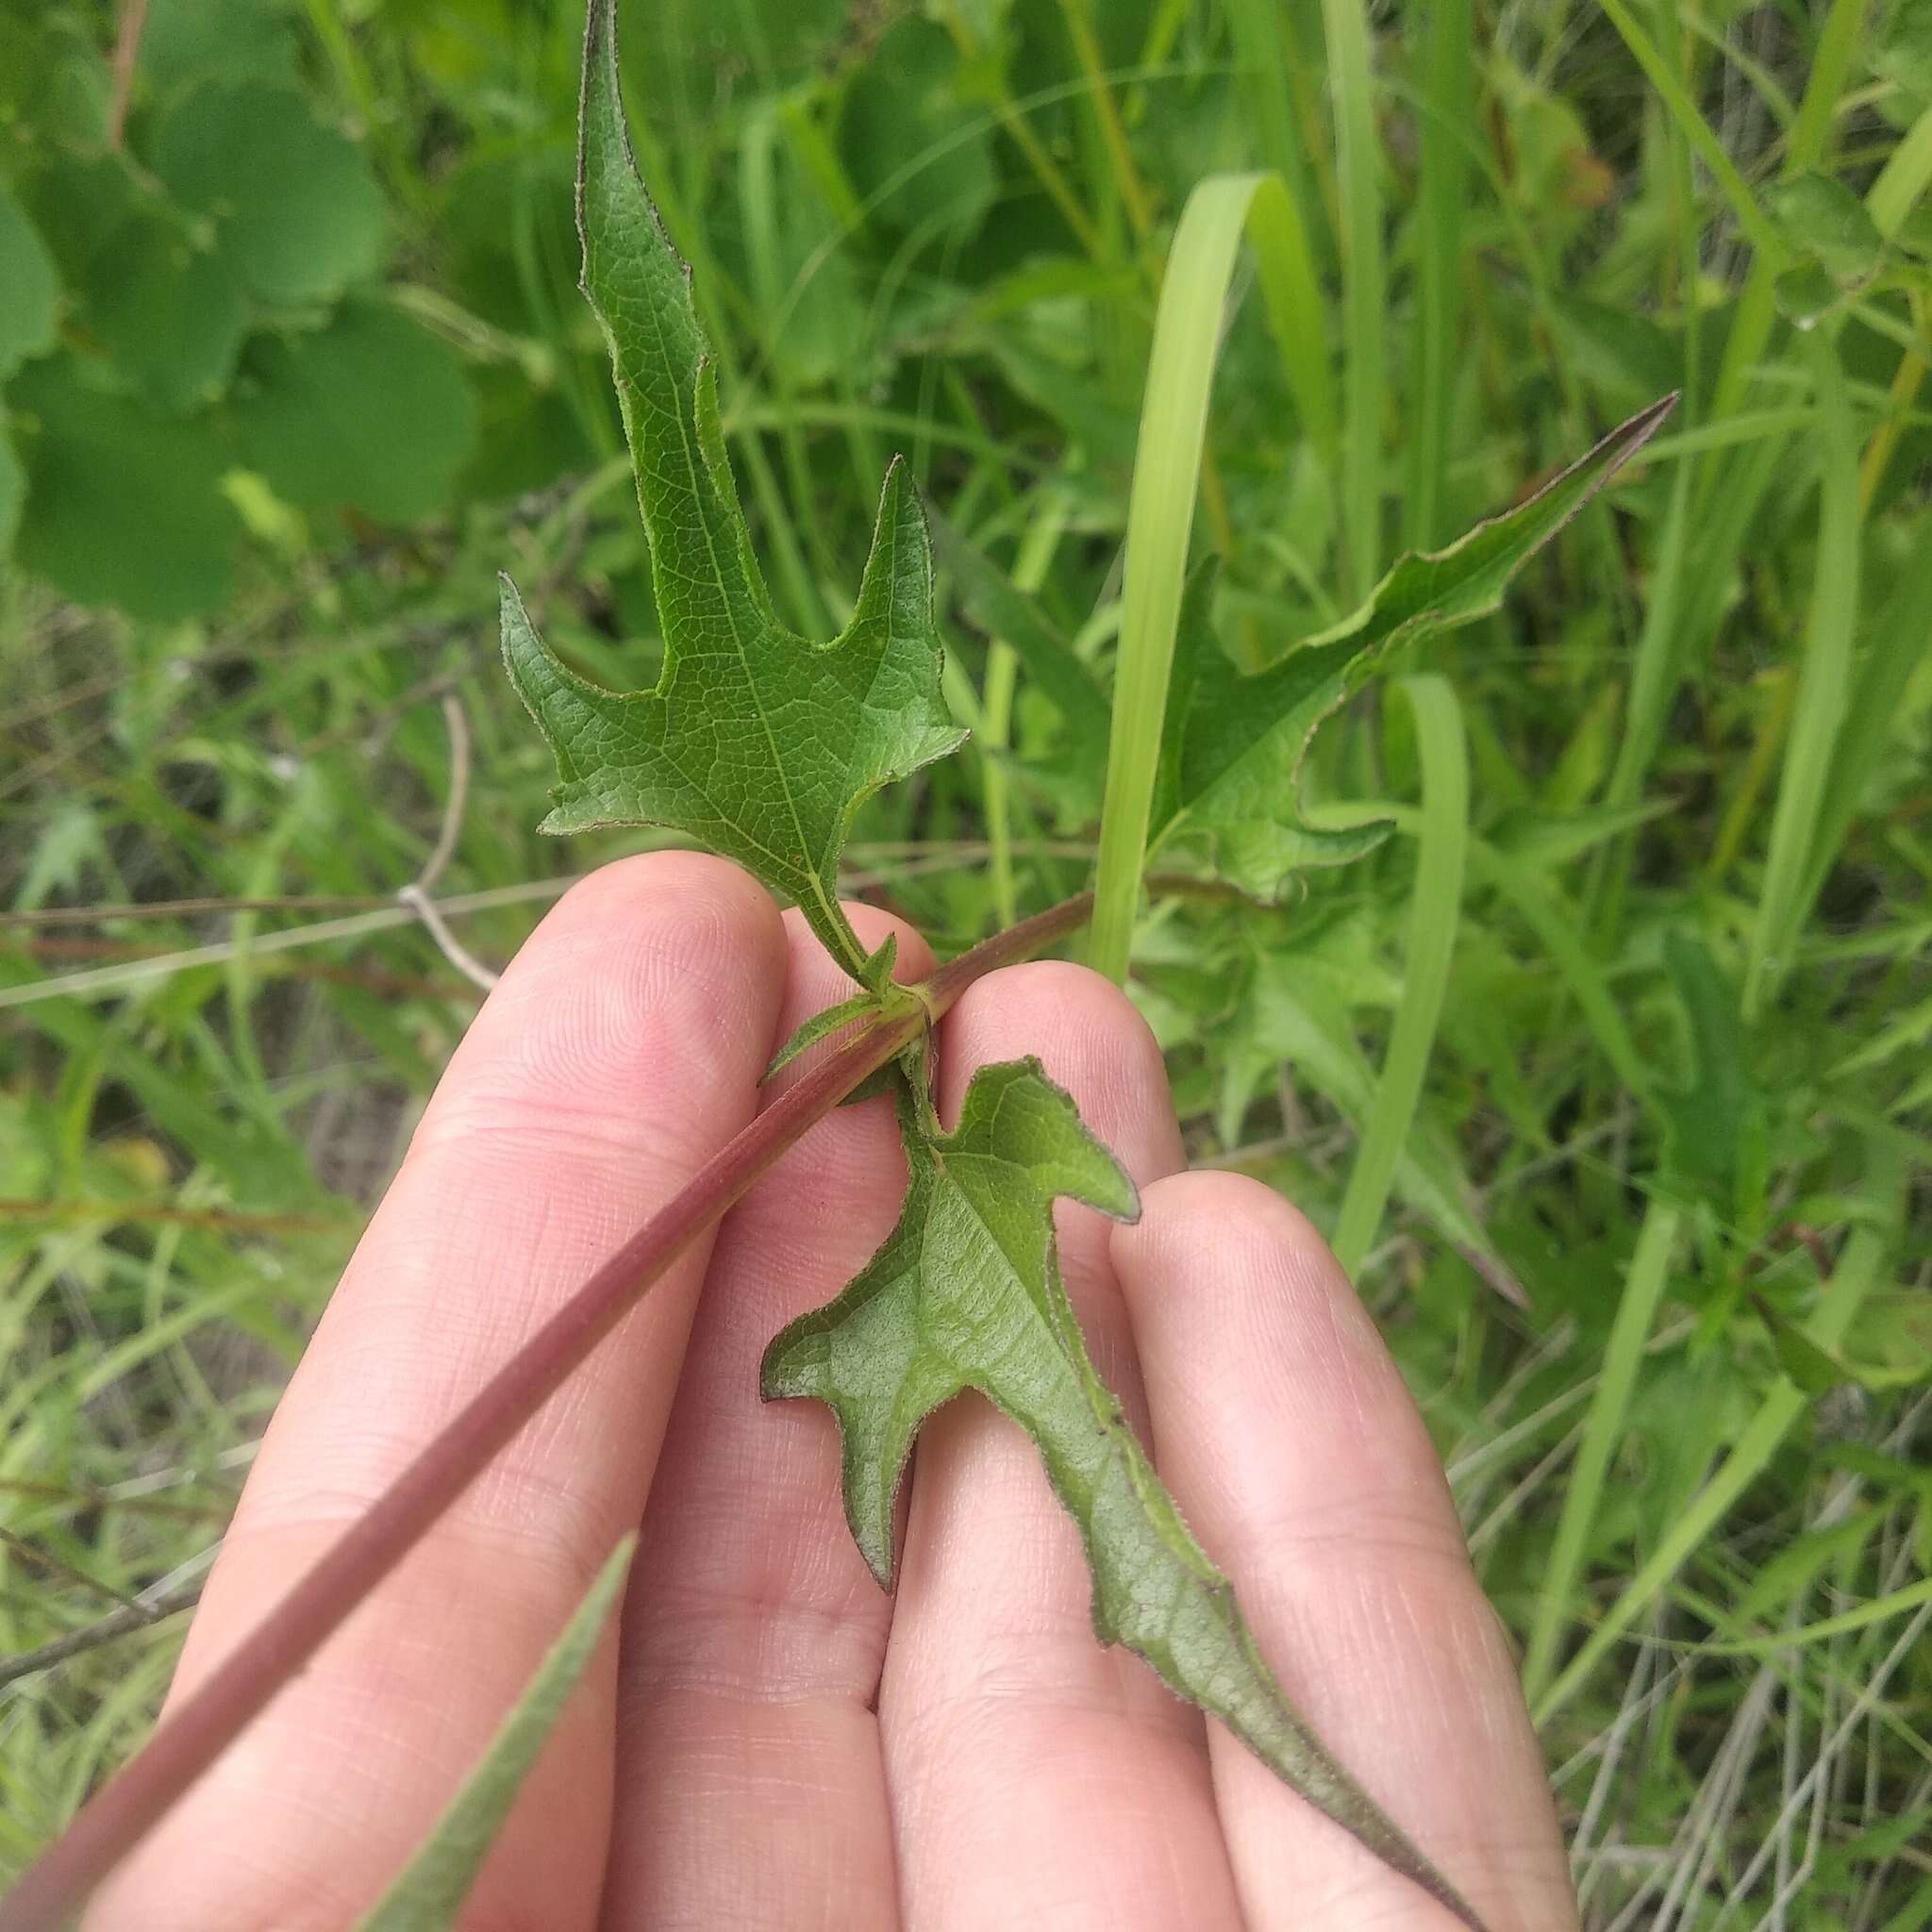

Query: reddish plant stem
[106,0,150,148]
[0,891,1093,1932]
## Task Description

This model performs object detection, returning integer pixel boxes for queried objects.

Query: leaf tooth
[844,456,928,647]
[499,572,641,835]
[760,1222,963,1591]
[498,573,576,762]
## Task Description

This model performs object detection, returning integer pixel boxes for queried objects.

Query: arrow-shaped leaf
[763,1058,1485,1930]
[502,0,964,978]
[1151,394,1676,900]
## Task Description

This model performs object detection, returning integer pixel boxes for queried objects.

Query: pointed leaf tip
[1150,393,1680,903]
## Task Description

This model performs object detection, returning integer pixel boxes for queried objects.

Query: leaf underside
[500,0,962,979]
[762,1060,1483,1931]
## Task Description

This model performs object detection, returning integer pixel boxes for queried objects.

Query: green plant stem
[1700,0,1864,443]
[1533,1137,1901,1724]
[1405,0,1468,549]
[1797,542,1932,918]
[1706,666,1794,883]
[0,891,1097,1932]
[1594,0,1784,266]
[940,3,1107,263]
[1321,0,1384,600]
[1744,331,1859,1021]
[303,0,424,214]
[1331,675,1468,1277]
[1056,0,1157,242]
[1520,1200,1679,1705]
[1594,0,1701,894]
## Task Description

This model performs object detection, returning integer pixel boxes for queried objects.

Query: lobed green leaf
[502,0,964,979]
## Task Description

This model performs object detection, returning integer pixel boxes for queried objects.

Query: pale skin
[90,853,1579,1932]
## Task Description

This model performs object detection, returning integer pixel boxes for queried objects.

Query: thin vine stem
[0,891,1094,1932]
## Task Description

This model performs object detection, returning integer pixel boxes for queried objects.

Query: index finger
[89,853,789,1932]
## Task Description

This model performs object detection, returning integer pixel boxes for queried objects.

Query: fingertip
[939,960,1179,1180]
[1108,1174,1568,1932]
[1114,1170,1354,1317]
[99,857,795,1932]
[413,851,788,1146]
[552,849,789,991]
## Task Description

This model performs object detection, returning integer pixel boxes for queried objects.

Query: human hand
[92,854,1578,1931]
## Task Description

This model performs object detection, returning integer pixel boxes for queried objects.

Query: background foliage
[2,0,1929,1924]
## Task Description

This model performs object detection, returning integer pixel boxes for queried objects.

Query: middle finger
[879,962,1243,1932]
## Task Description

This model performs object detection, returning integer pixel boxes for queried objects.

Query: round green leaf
[1774,259,1843,329]
[82,215,248,411]
[0,14,110,146]
[142,0,301,97]
[151,84,388,307]
[14,151,143,286]
[1770,174,1884,284]
[0,189,60,380]
[10,356,240,620]
[229,302,480,524]
[1874,0,1932,102]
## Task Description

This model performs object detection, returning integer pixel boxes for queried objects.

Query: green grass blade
[1603,439,1694,810]
[1704,1574,1932,1656]
[1519,1200,1680,1706]
[1868,104,1932,241]
[1405,0,1470,549]
[354,1534,634,1932]
[1535,1141,1900,1724]
[1471,842,1652,1103]
[1225,0,1329,270]
[1600,424,1786,920]
[1332,674,1468,1278]
[1244,168,1339,464]
[1089,171,1324,982]
[926,506,1111,769]
[1744,332,1860,1021]
[1782,0,1867,174]
[1239,955,1524,1303]
[1320,0,1384,599]
[1799,556,1932,920]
